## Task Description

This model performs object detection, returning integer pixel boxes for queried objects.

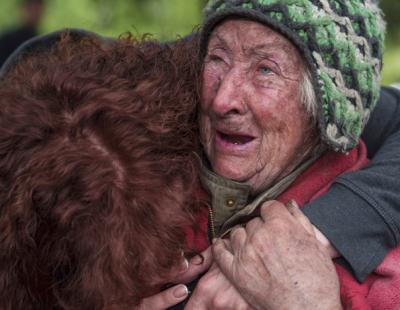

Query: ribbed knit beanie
[200,0,386,152]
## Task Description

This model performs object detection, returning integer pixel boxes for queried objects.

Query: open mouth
[217,131,255,145]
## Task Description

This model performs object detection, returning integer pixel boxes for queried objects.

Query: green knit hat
[200,0,385,152]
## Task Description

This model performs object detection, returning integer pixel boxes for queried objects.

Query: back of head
[0,33,201,308]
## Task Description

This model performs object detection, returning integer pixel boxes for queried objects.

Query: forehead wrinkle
[209,22,246,53]
[208,32,230,51]
[242,40,291,59]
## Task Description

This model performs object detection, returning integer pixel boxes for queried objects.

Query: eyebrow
[242,43,286,59]
[208,34,288,64]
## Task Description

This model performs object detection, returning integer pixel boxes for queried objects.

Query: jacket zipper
[208,205,216,241]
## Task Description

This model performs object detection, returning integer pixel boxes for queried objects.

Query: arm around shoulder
[303,86,400,281]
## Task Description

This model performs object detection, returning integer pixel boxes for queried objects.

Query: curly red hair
[0,33,203,309]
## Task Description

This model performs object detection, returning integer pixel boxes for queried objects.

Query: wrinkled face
[200,19,317,193]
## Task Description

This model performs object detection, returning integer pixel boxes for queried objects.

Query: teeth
[230,138,243,145]
[219,132,253,145]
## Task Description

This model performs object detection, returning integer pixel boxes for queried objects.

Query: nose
[211,69,248,117]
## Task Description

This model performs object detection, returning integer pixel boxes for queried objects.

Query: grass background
[1,0,399,85]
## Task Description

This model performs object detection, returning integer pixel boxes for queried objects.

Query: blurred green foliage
[0,0,399,84]
[380,0,400,85]
[0,0,205,39]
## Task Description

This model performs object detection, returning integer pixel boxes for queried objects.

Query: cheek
[254,100,287,133]
[255,92,304,141]
[274,105,310,147]
[258,113,289,148]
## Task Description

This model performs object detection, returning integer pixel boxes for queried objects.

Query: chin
[212,160,249,182]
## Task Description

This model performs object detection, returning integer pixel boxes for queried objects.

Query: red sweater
[188,141,400,309]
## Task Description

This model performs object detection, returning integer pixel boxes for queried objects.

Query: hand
[137,247,213,309]
[213,200,342,310]
[184,261,251,310]
[136,284,189,310]
[287,201,340,258]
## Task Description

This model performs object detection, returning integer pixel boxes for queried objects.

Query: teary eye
[258,66,272,75]
[208,54,224,63]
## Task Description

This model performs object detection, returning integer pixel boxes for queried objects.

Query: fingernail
[212,238,218,244]
[173,284,188,299]
[179,257,189,272]
[287,200,299,208]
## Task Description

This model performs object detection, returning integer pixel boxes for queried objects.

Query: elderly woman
[167,0,399,309]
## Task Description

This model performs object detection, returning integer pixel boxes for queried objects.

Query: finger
[285,200,314,234]
[312,225,340,258]
[184,294,207,310]
[230,226,247,254]
[185,284,250,310]
[284,200,337,256]
[184,264,244,310]
[260,200,289,221]
[149,254,189,287]
[173,247,213,284]
[212,238,234,279]
[213,236,233,253]
[164,255,189,281]
[245,217,263,235]
[137,284,188,310]
[183,266,220,310]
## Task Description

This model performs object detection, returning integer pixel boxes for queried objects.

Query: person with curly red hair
[0,33,204,309]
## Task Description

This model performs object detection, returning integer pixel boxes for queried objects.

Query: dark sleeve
[302,86,400,282]
[0,28,112,79]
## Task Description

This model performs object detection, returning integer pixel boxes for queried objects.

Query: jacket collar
[199,146,326,236]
